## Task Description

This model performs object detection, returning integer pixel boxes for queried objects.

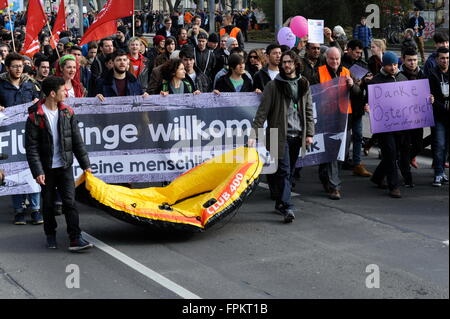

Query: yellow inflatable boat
[79,147,263,232]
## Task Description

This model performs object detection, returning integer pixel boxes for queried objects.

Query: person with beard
[95,50,145,100]
[115,26,129,52]
[400,48,432,172]
[0,53,42,225]
[249,50,315,223]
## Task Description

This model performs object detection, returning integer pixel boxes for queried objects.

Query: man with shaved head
[316,46,362,200]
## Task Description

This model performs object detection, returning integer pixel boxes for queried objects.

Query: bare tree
[164,0,183,13]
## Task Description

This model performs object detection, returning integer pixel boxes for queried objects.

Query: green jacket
[251,74,315,160]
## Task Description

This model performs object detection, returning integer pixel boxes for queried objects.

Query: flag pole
[7,5,16,52]
[47,20,60,59]
[132,10,135,37]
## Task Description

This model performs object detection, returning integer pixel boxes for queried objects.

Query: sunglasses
[249,55,258,59]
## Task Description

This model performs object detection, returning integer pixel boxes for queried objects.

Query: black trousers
[409,128,424,160]
[41,167,81,240]
[372,132,412,190]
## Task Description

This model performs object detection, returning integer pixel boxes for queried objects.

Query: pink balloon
[290,16,308,38]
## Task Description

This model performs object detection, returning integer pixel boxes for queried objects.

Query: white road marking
[82,232,201,299]
[443,240,449,247]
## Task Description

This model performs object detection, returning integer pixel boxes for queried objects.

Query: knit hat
[208,33,219,43]
[382,51,398,66]
[117,25,127,35]
[58,37,70,45]
[226,37,238,51]
[153,35,165,46]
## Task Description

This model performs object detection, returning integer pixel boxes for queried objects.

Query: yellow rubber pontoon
[80,147,263,231]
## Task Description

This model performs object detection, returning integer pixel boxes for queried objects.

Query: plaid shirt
[353,24,372,48]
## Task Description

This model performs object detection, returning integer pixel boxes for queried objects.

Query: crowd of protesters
[0,5,448,247]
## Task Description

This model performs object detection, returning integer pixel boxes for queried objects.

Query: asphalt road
[0,150,448,300]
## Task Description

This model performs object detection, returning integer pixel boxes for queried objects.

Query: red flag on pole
[20,0,48,57]
[79,0,134,46]
[0,0,9,10]
[50,0,67,48]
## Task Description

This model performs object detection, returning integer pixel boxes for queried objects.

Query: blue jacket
[0,73,39,108]
[423,52,438,77]
[353,24,372,48]
[95,70,143,97]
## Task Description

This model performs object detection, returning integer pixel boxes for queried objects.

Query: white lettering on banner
[306,134,325,155]
[147,116,252,142]
[0,129,26,156]
[77,123,138,150]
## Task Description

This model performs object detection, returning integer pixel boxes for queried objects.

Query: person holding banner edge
[317,47,361,200]
[249,50,315,223]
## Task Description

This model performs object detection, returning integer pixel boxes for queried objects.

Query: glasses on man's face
[10,65,24,69]
[310,47,321,50]
[282,60,294,65]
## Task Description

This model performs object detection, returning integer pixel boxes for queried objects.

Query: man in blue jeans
[428,47,449,187]
[0,53,42,225]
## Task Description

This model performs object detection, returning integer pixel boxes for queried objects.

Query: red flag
[21,0,48,57]
[0,0,9,10]
[79,0,134,46]
[50,0,67,49]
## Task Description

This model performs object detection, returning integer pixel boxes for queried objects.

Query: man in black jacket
[366,52,410,198]
[25,76,93,251]
[428,47,449,187]
[253,44,281,92]
[180,47,212,92]
[341,39,372,177]
[249,51,315,223]
[194,32,216,80]
[400,48,429,171]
